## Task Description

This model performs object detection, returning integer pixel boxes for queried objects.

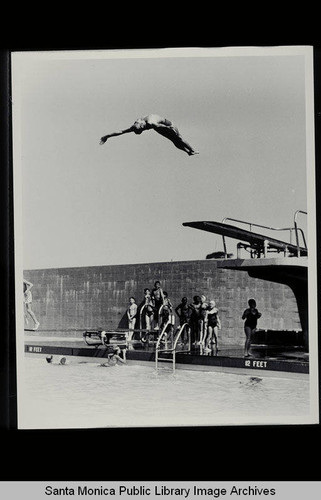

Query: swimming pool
[18,356,311,429]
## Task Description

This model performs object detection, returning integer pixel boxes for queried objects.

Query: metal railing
[155,322,189,373]
[221,210,307,258]
[294,210,307,257]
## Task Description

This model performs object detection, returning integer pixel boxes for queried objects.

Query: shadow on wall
[118,311,128,329]
[117,301,145,329]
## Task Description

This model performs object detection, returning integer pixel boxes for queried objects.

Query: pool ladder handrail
[140,302,156,329]
[155,322,190,373]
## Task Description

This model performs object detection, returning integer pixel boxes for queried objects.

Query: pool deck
[24,330,309,379]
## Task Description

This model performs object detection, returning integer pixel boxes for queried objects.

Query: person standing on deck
[175,296,191,345]
[204,300,221,353]
[127,297,137,341]
[159,291,175,338]
[188,296,202,345]
[242,298,262,357]
[143,288,155,332]
[140,288,155,342]
[199,294,208,345]
[23,279,40,330]
[151,281,165,330]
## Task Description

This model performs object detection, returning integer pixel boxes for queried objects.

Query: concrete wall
[24,260,301,346]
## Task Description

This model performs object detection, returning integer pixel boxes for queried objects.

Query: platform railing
[221,211,307,258]
[294,210,307,257]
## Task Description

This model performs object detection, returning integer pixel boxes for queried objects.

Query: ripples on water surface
[19,357,310,429]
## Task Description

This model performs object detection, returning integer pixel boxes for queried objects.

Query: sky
[12,47,314,270]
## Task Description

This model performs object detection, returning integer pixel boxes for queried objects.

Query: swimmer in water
[100,346,127,367]
[100,114,199,156]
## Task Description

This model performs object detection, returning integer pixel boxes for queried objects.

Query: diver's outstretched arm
[100,126,134,145]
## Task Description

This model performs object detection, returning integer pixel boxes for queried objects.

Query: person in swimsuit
[204,300,221,353]
[100,346,127,367]
[100,114,199,156]
[143,288,155,332]
[242,298,262,357]
[127,297,137,341]
[159,291,175,339]
[140,288,155,342]
[175,297,191,345]
[162,292,175,325]
[188,295,202,345]
[199,295,208,345]
[23,279,40,330]
[151,281,165,330]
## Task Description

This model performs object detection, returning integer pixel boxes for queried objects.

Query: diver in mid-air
[100,114,199,156]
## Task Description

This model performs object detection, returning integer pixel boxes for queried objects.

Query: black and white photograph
[11,46,319,430]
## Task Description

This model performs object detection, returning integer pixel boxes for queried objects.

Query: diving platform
[216,256,307,280]
[183,212,309,348]
[182,218,307,258]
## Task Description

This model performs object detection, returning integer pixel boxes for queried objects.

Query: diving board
[182,221,308,257]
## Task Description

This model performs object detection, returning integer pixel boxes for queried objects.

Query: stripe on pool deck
[24,340,309,378]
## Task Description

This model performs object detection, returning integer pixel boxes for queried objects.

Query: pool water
[18,357,311,429]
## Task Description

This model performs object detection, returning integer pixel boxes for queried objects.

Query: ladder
[155,322,190,373]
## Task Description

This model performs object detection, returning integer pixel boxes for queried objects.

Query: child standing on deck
[204,300,221,353]
[242,298,262,357]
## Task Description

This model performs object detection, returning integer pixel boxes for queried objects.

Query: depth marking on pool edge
[25,344,309,375]
[245,359,268,368]
[28,346,43,353]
